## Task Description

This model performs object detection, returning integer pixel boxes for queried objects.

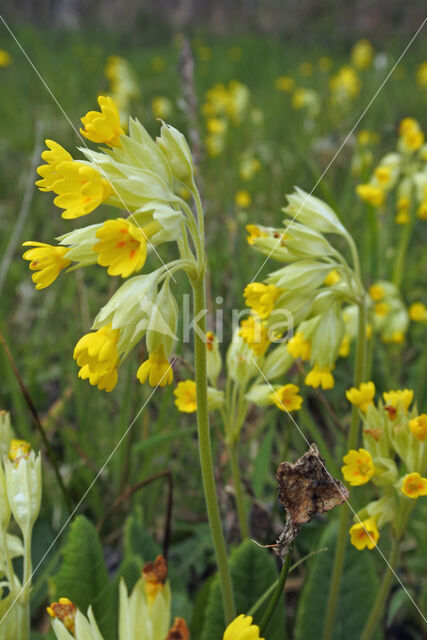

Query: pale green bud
[207,387,225,411]
[119,576,171,640]
[413,169,427,202]
[362,496,396,528]
[310,306,344,368]
[261,343,294,380]
[51,618,75,640]
[57,224,100,269]
[284,187,348,236]
[245,384,273,407]
[146,279,179,358]
[5,451,42,533]
[0,411,14,456]
[283,221,337,259]
[372,457,398,486]
[226,330,261,387]
[75,608,104,640]
[132,203,183,244]
[266,260,334,291]
[156,122,194,186]
[206,332,222,387]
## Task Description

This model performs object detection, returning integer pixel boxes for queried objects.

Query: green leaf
[53,515,115,640]
[294,521,382,640]
[201,539,286,640]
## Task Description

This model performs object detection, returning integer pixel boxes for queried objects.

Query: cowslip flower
[368,283,385,301]
[22,242,71,289]
[73,325,120,392]
[137,345,174,387]
[356,183,385,207]
[223,614,264,640]
[409,414,427,441]
[52,161,113,219]
[80,95,124,147]
[351,39,374,70]
[342,448,376,486]
[35,140,72,191]
[349,518,379,550]
[174,381,197,413]
[346,382,375,412]
[244,283,282,319]
[409,302,427,322]
[235,190,251,209]
[401,473,427,498]
[305,365,334,390]
[270,384,303,412]
[383,389,413,412]
[287,331,311,361]
[239,315,270,357]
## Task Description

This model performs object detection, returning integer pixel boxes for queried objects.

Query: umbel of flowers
[244,187,366,391]
[342,384,426,550]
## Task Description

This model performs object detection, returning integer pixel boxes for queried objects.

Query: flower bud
[56,224,100,269]
[156,122,194,186]
[245,384,273,406]
[261,342,294,380]
[5,449,42,532]
[284,187,348,236]
[226,330,260,387]
[146,279,178,358]
[310,306,344,369]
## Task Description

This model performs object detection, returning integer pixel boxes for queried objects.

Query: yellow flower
[0,49,11,66]
[244,283,281,319]
[401,473,427,499]
[368,283,384,301]
[151,96,173,119]
[239,315,270,356]
[409,414,427,442]
[137,345,173,387]
[339,335,350,357]
[52,161,113,219]
[73,324,120,392]
[235,190,251,209]
[417,201,427,219]
[350,518,379,550]
[330,66,361,100]
[346,382,376,412]
[383,389,413,411]
[36,140,72,192]
[270,384,303,412]
[142,554,168,602]
[342,448,376,486]
[324,269,341,286]
[416,61,427,88]
[8,439,31,462]
[395,209,410,225]
[207,117,227,135]
[22,241,71,289]
[94,218,160,277]
[47,598,77,634]
[223,614,264,640]
[174,380,197,413]
[356,183,385,207]
[80,95,124,147]
[409,302,427,322]
[374,165,392,187]
[374,302,389,317]
[305,365,334,390]
[275,75,295,92]
[287,331,311,361]
[246,224,267,245]
[351,39,374,70]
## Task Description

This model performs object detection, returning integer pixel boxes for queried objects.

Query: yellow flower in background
[351,39,374,70]
[207,117,227,135]
[324,269,341,286]
[74,324,120,392]
[356,183,385,207]
[275,75,295,92]
[36,140,72,191]
[235,190,252,209]
[305,365,334,390]
[401,473,427,499]
[0,49,11,66]
[22,242,71,289]
[318,56,332,72]
[350,518,379,550]
[409,414,427,442]
[330,66,361,102]
[416,61,427,88]
[342,448,376,486]
[357,130,378,146]
[287,331,311,361]
[224,614,264,640]
[151,96,173,119]
[417,201,427,219]
[52,161,113,219]
[270,384,303,412]
[244,283,281,319]
[137,345,173,387]
[398,118,424,152]
[368,283,384,301]
[374,302,389,317]
[80,95,125,147]
[47,598,77,634]
[338,335,350,357]
[374,165,392,187]
[409,302,427,322]
[346,382,376,412]
[94,218,159,277]
[383,389,413,411]
[174,380,197,413]
[239,315,270,356]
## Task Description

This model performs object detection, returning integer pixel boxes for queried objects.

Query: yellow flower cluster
[203,81,250,156]
[367,281,409,343]
[104,55,140,126]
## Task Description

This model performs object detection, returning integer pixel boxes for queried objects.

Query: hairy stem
[228,441,249,539]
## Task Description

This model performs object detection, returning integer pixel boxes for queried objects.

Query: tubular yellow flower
[239,315,270,356]
[224,614,264,640]
[235,190,251,209]
[342,448,376,486]
[35,139,72,191]
[53,161,113,219]
[401,473,427,498]
[47,598,77,634]
[22,241,71,289]
[287,331,311,361]
[244,283,282,319]
[409,302,427,322]
[345,382,376,412]
[409,414,427,442]
[349,518,379,550]
[305,365,334,390]
[383,389,413,411]
[137,345,173,387]
[174,380,197,413]
[270,384,303,412]
[356,183,385,207]
[80,95,125,147]
[324,269,341,286]
[73,324,120,392]
[94,218,160,278]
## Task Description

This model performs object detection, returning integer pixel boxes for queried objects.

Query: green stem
[322,297,367,640]
[392,218,413,289]
[259,550,292,634]
[228,442,249,539]
[192,275,235,623]
[367,205,378,280]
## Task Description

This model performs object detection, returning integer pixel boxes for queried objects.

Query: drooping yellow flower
[94,218,159,277]
[46,598,77,634]
[270,384,303,412]
[401,473,427,498]
[174,380,197,413]
[223,614,264,640]
[349,518,379,550]
[346,382,376,412]
[52,161,113,219]
[342,448,376,486]
[244,283,281,319]
[73,324,120,392]
[383,389,413,412]
[235,190,251,209]
[35,140,72,192]
[22,241,71,289]
[305,365,334,390]
[324,269,341,286]
[356,183,385,207]
[0,49,11,66]
[80,95,125,147]
[368,283,384,301]
[246,224,267,245]
[409,414,427,442]
[409,302,427,322]
[8,439,31,462]
[287,331,311,361]
[239,315,270,356]
[137,345,173,387]
[351,39,374,70]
